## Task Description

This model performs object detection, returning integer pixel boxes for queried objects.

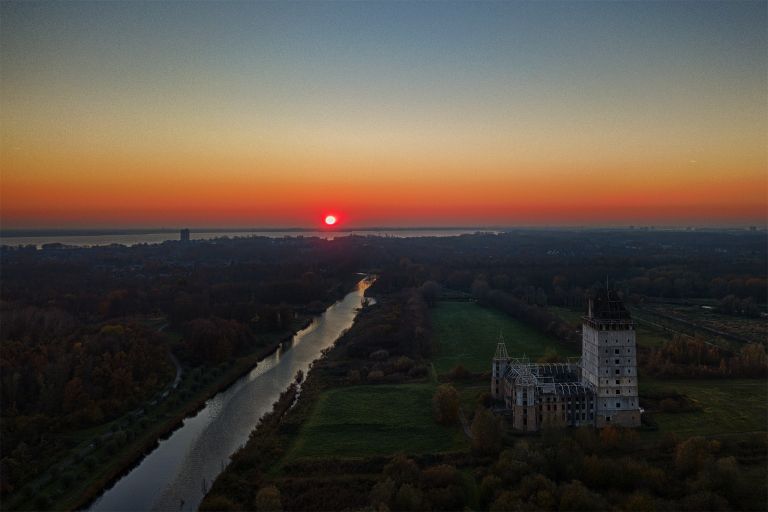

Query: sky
[1,1,766,229]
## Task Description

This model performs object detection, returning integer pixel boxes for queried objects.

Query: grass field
[641,378,768,437]
[431,302,578,374]
[285,384,467,460]
[644,304,767,345]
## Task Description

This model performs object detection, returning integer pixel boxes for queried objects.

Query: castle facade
[491,291,641,431]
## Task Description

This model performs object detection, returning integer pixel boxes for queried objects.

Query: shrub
[432,385,460,425]
[254,485,282,512]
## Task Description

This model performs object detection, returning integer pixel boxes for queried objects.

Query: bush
[448,364,470,380]
[675,437,720,476]
[471,408,502,455]
[254,485,282,512]
[432,384,460,425]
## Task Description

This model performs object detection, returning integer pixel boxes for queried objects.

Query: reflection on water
[90,278,374,512]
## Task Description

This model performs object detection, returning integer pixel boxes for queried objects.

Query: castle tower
[581,290,641,427]
[491,336,509,399]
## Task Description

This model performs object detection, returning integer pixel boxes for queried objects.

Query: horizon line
[2,224,766,237]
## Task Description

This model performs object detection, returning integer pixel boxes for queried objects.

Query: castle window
[616,402,621,408]
[615,389,620,394]
[615,369,620,375]
[606,416,611,422]
[614,348,619,354]
[614,359,620,364]
[615,379,620,384]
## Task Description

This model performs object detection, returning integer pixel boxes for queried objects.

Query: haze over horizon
[1,1,766,229]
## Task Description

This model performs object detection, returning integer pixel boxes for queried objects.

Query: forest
[0,236,367,500]
[1,228,766,509]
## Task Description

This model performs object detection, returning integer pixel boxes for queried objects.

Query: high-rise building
[180,228,190,242]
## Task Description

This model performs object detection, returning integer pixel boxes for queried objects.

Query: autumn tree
[254,485,282,512]
[470,407,502,455]
[383,453,419,486]
[432,384,459,425]
[674,437,720,476]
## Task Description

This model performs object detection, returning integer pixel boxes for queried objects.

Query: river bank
[48,318,311,512]
[80,278,373,511]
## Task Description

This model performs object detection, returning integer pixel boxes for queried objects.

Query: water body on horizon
[0,229,492,248]
[89,278,374,512]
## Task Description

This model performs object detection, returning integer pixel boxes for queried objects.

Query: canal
[90,277,373,511]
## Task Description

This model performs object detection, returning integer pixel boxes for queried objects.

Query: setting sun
[324,215,337,226]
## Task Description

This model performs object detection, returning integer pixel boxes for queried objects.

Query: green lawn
[641,378,768,437]
[455,382,490,411]
[285,384,467,460]
[431,302,577,374]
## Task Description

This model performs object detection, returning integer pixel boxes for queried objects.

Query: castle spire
[494,332,509,360]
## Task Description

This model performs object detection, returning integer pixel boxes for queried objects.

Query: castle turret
[491,336,510,399]
[581,290,641,427]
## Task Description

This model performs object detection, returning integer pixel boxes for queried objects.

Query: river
[89,278,374,512]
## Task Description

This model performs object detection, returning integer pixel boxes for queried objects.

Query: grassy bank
[431,301,577,374]
[284,384,467,462]
[640,378,768,437]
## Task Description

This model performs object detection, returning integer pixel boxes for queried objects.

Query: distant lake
[0,229,494,248]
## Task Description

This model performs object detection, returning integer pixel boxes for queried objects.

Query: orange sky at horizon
[1,1,766,229]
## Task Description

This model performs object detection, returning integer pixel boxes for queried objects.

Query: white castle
[491,290,641,431]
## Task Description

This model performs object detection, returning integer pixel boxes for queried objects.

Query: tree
[254,485,282,512]
[432,384,459,425]
[624,492,657,512]
[479,474,502,506]
[419,281,441,307]
[470,407,502,455]
[370,478,396,508]
[674,437,720,476]
[395,483,422,511]
[384,454,419,485]
[558,480,607,511]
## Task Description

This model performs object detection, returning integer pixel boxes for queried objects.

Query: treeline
[717,295,763,317]
[643,336,768,378]
[361,230,767,311]
[0,308,174,493]
[479,289,580,344]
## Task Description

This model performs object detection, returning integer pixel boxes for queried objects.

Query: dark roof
[587,289,631,320]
